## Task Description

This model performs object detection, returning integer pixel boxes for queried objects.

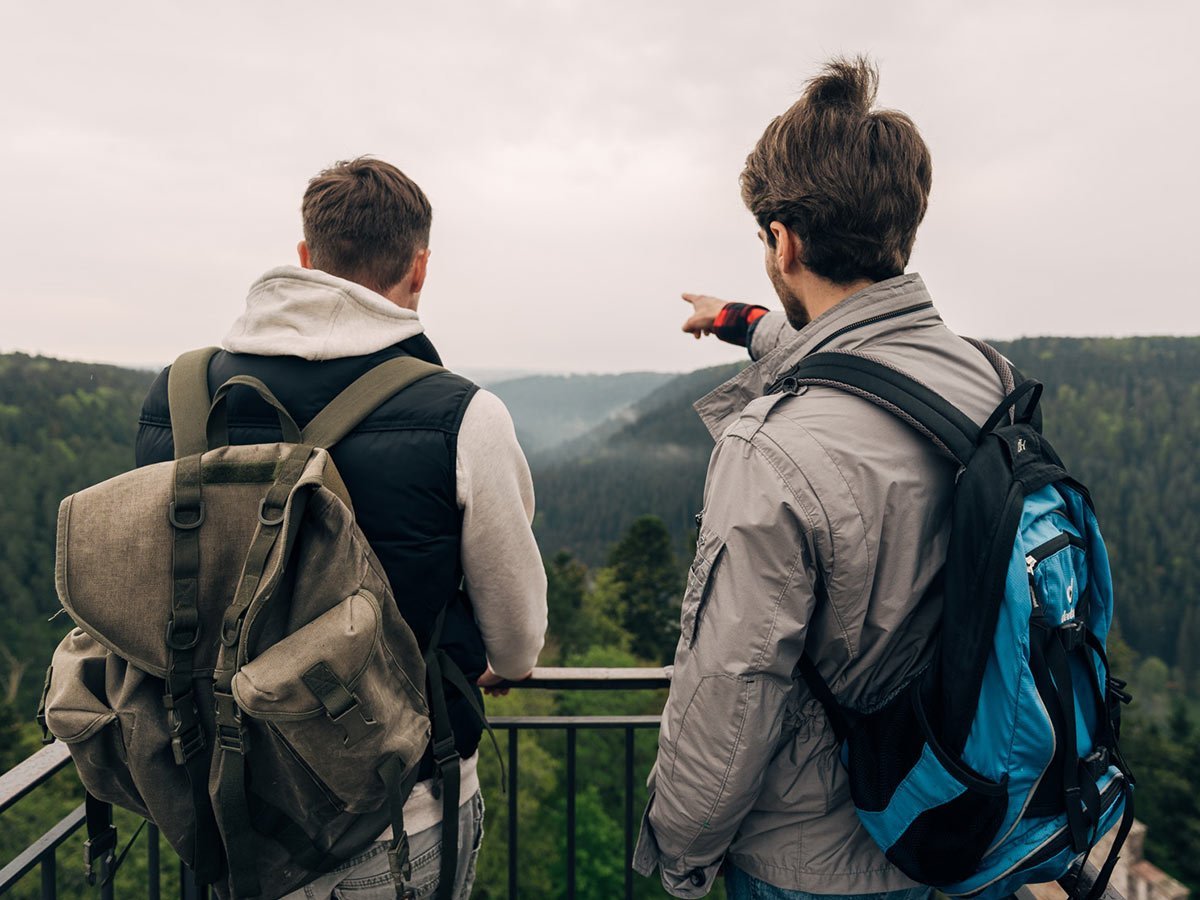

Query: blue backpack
[776,342,1135,900]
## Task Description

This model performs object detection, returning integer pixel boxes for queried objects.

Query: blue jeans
[281,791,485,899]
[724,866,932,900]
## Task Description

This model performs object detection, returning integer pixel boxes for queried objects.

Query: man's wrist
[711,303,768,347]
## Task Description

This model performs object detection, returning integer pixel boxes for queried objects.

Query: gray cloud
[1,0,1196,373]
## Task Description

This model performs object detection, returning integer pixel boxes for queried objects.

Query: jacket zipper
[808,301,934,355]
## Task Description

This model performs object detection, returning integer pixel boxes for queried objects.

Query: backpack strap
[302,356,446,449]
[167,347,220,459]
[965,337,1045,433]
[779,351,981,466]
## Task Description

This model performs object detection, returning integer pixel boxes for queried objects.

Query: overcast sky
[2,1,1196,374]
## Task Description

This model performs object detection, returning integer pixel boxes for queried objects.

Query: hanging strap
[302,357,446,448]
[82,793,117,886]
[381,754,424,898]
[422,606,461,900]
[1042,626,1098,853]
[168,347,220,459]
[777,352,981,466]
[795,654,855,744]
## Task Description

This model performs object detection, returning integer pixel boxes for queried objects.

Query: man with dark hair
[633,58,1005,899]
[136,156,547,899]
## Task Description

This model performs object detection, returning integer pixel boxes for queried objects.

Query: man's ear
[408,248,431,295]
[768,222,803,273]
[297,240,312,269]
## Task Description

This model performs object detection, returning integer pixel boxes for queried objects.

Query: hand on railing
[477,665,531,697]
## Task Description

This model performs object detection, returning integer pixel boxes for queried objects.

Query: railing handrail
[499,666,670,690]
[0,740,71,816]
[0,666,1128,900]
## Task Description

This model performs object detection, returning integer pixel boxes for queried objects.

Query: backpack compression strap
[168,347,220,459]
[301,356,447,449]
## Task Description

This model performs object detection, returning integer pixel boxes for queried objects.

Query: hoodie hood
[223,265,424,360]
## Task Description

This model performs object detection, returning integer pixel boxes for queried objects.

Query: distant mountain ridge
[488,371,675,454]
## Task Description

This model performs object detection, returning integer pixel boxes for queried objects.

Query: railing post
[507,727,519,900]
[39,849,55,900]
[148,823,160,900]
[624,727,635,900]
[566,727,577,900]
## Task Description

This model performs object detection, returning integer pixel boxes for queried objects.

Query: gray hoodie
[634,274,1005,897]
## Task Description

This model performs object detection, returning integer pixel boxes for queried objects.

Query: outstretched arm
[680,294,793,360]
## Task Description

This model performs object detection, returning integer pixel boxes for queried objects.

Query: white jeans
[281,791,485,899]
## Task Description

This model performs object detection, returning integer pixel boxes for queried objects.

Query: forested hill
[0,340,1198,889]
[530,337,1200,675]
[0,355,156,714]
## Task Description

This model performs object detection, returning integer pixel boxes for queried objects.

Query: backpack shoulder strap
[784,351,981,466]
[167,347,220,459]
[302,356,446,449]
[964,337,1045,434]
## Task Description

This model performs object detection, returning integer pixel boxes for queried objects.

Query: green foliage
[606,517,683,664]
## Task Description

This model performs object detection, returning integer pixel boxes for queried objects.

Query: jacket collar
[694,273,943,439]
[223,265,425,361]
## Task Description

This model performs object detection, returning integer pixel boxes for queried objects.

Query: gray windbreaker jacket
[633,274,1006,897]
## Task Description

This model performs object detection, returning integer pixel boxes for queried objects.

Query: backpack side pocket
[44,629,149,818]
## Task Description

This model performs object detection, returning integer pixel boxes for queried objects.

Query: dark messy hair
[740,56,932,284]
[301,156,432,294]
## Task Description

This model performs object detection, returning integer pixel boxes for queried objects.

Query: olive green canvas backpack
[38,348,477,900]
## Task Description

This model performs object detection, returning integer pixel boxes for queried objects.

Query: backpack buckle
[432,736,459,766]
[387,833,412,883]
[168,501,205,530]
[165,608,201,650]
[83,826,117,885]
[214,691,246,754]
[1058,620,1085,651]
[165,692,206,764]
[258,498,286,527]
[1082,747,1110,781]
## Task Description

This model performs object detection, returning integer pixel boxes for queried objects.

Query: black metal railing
[1,667,1124,900]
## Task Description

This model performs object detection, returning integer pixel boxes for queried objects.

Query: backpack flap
[54,443,329,677]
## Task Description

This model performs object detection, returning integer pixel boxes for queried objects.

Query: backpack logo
[1016,438,1027,453]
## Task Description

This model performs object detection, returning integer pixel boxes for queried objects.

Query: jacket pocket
[232,590,431,814]
[44,629,148,817]
[679,528,725,648]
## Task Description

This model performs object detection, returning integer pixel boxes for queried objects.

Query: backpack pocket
[232,590,430,814]
[44,628,149,817]
[849,685,1009,885]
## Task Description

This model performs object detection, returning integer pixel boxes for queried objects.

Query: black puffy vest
[135,333,488,772]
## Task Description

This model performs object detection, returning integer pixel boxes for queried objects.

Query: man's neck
[802,275,876,322]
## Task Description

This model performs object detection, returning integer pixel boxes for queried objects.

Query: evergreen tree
[607,516,683,664]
